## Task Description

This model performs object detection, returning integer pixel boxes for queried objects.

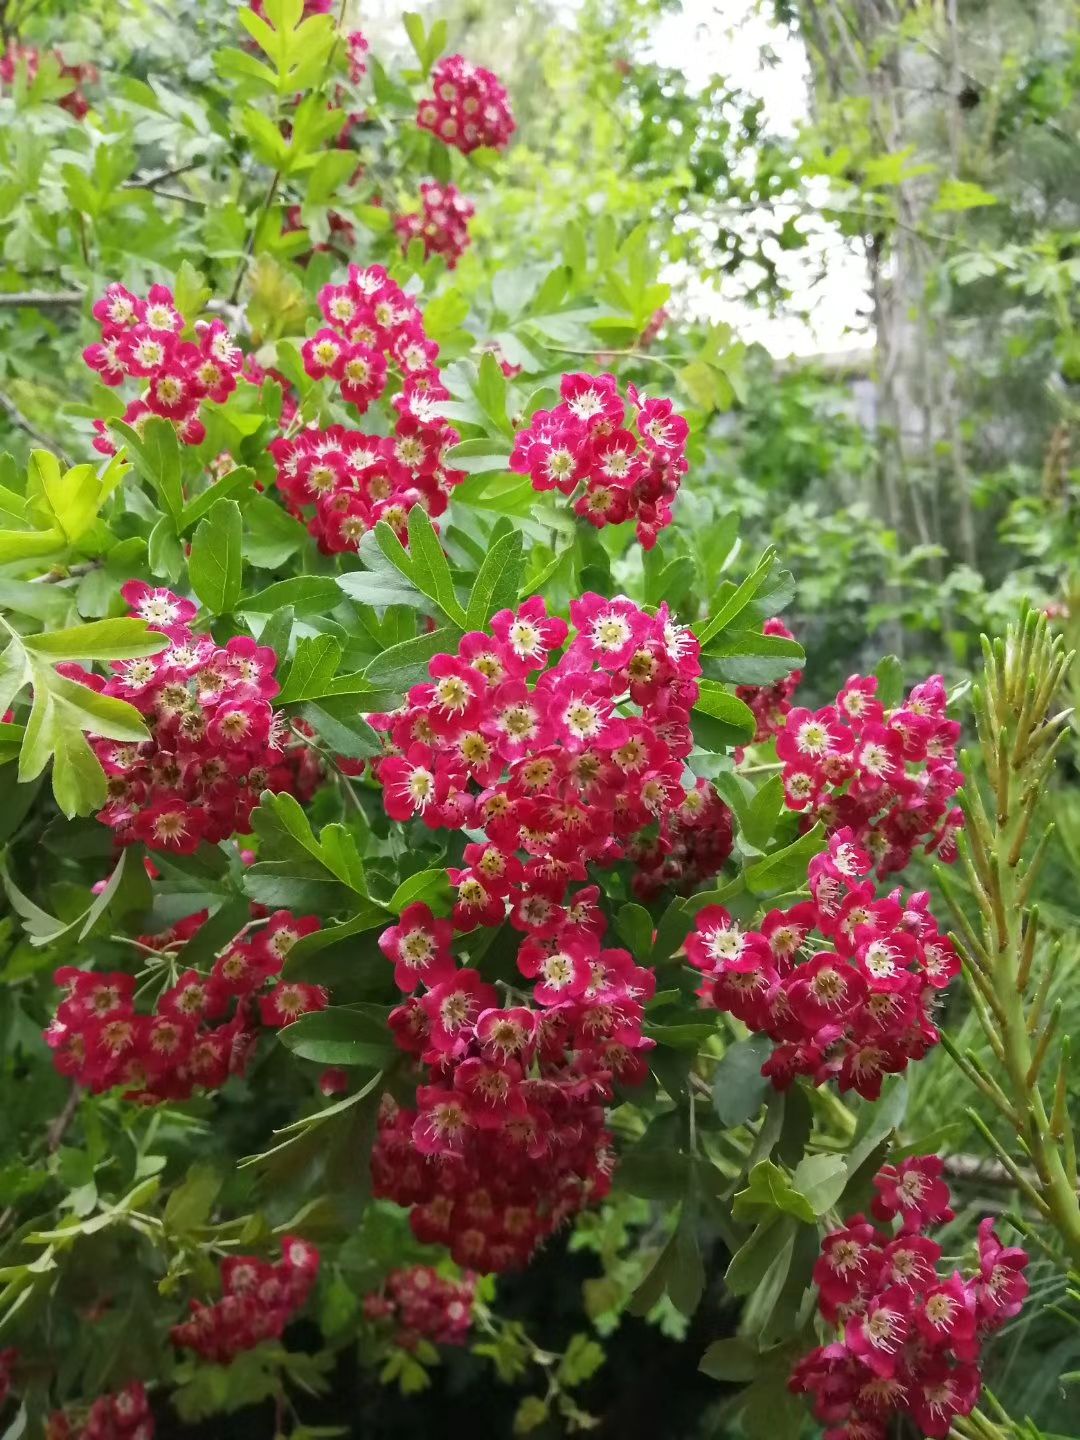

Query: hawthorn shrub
[0,4,1066,1440]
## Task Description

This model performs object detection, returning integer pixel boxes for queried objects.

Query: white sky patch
[648,0,872,357]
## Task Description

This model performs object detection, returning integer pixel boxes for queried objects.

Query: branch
[122,160,205,191]
[0,290,84,308]
[46,1082,81,1154]
[0,390,73,465]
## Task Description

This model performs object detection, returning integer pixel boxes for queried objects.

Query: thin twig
[122,160,205,191]
[0,390,72,464]
[46,1083,82,1154]
[0,290,83,308]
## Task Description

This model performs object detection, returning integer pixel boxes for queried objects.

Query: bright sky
[649,0,873,357]
[358,0,873,358]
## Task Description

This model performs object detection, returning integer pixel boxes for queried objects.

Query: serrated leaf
[189,499,243,614]
[277,1007,396,1067]
[744,823,826,896]
[464,529,524,628]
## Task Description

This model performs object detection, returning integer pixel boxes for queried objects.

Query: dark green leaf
[189,499,243,614]
[712,1035,772,1127]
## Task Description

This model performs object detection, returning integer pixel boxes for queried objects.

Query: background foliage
[0,0,1078,1437]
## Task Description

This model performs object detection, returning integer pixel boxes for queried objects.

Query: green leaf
[403,12,427,65]
[699,1338,761,1382]
[846,1074,908,1174]
[1,630,152,817]
[405,508,466,624]
[726,1215,792,1296]
[933,178,998,212]
[163,1163,222,1233]
[791,1152,849,1216]
[733,1160,815,1224]
[442,439,513,475]
[299,700,382,760]
[692,680,756,749]
[22,619,168,663]
[741,775,784,851]
[278,1007,396,1066]
[110,418,184,524]
[464,530,524,628]
[744,823,826,896]
[305,149,357,205]
[278,635,344,704]
[174,260,212,322]
[179,466,257,532]
[389,869,451,915]
[242,576,343,616]
[874,654,904,709]
[26,451,102,546]
[189,499,243,614]
[703,630,805,686]
[475,350,513,438]
[697,549,778,645]
[712,1035,772,1126]
[557,1334,606,1388]
[614,902,654,958]
[362,626,462,690]
[245,791,367,908]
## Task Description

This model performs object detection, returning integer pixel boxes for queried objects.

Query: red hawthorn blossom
[0,44,97,118]
[47,1382,153,1440]
[790,1160,1028,1438]
[510,374,689,548]
[416,54,515,154]
[271,267,466,553]
[346,30,370,83]
[692,828,957,1099]
[171,1236,320,1363]
[395,182,475,267]
[45,907,322,1102]
[366,595,735,1270]
[769,667,962,876]
[84,284,240,455]
[364,1266,476,1350]
[872,1155,955,1233]
[63,583,319,851]
[974,1217,1030,1321]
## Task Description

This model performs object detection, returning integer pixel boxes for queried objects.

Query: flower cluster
[65,582,319,852]
[417,54,515,154]
[737,618,803,743]
[46,1383,153,1440]
[395,182,475,268]
[44,908,325,1101]
[777,673,962,876]
[346,30,370,84]
[367,595,722,1267]
[790,1157,1029,1438]
[363,1266,476,1350]
[171,1237,320,1364]
[690,828,958,1099]
[299,262,445,416]
[0,45,97,119]
[510,374,689,548]
[629,778,733,901]
[83,283,241,456]
[270,398,464,552]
